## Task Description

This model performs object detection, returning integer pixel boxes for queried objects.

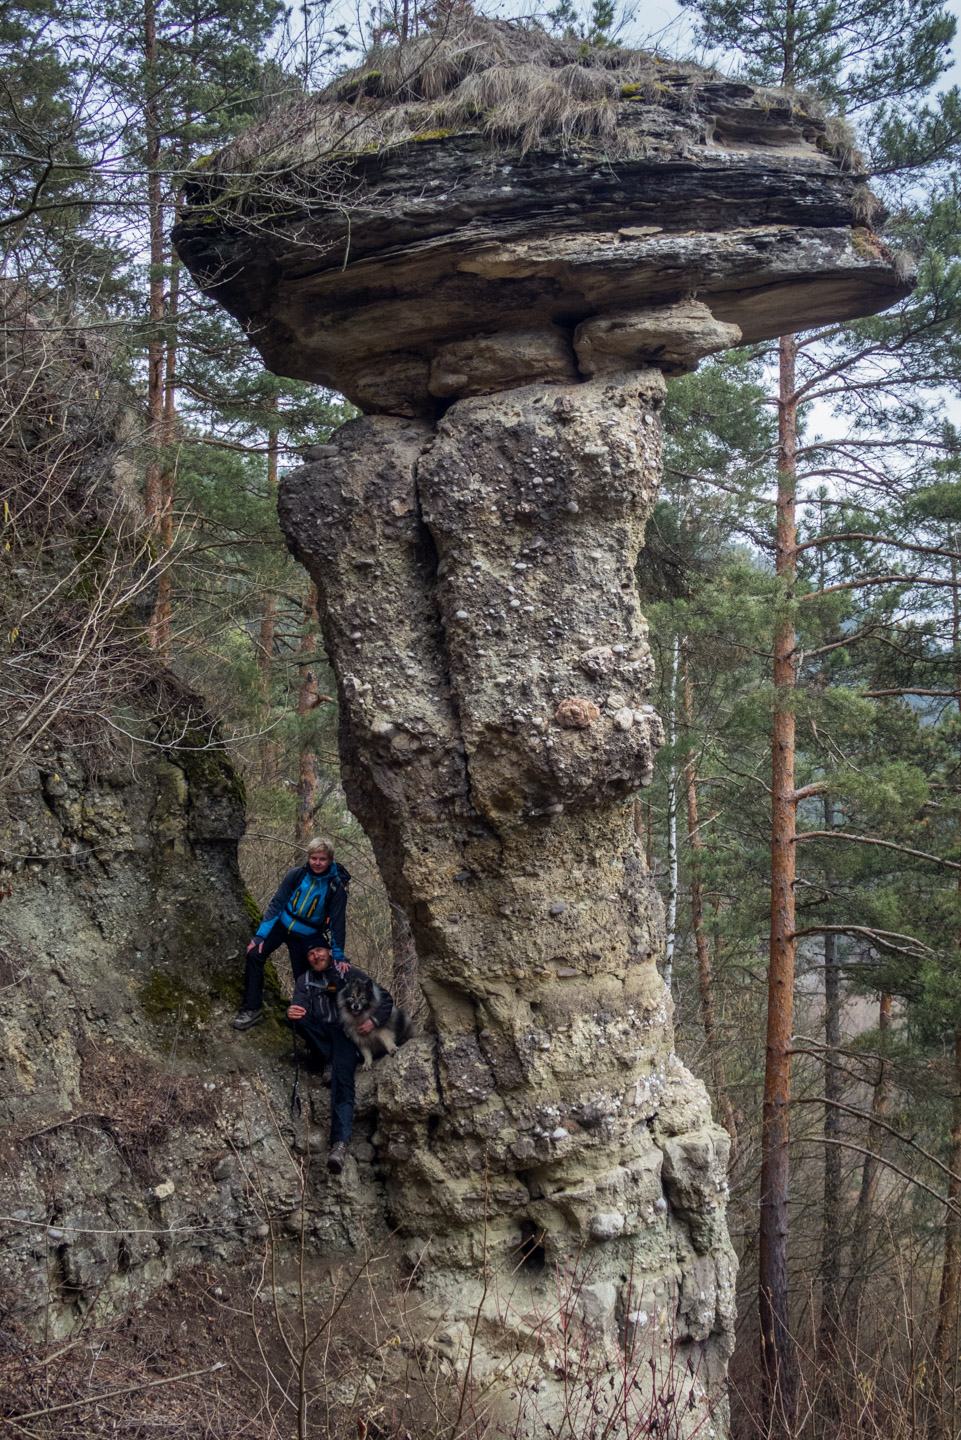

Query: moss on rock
[139,970,212,1027]
[242,887,262,927]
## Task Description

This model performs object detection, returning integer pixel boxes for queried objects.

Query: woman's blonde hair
[306,836,334,858]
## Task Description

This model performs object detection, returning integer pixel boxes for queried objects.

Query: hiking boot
[327,1142,347,1175]
[232,1008,264,1031]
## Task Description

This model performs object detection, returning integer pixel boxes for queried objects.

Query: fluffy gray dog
[336,974,416,1070]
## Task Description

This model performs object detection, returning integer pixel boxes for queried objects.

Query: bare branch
[795,831,961,871]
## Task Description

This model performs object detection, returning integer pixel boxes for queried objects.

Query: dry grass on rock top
[208,12,849,179]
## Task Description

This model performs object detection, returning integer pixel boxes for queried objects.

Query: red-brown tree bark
[759,331,799,1427]
[936,590,961,1423]
[935,1023,961,1425]
[817,796,842,1404]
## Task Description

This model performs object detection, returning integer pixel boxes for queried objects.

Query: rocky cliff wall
[0,695,402,1350]
[0,732,245,1330]
[0,290,277,1343]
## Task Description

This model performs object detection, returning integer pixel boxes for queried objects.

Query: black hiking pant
[242,920,325,1011]
[292,1018,359,1145]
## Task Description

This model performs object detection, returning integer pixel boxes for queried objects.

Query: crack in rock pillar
[280,367,737,1421]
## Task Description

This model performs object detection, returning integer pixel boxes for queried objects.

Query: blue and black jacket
[256,861,350,962]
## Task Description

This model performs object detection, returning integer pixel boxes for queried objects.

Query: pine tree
[88,0,281,654]
[675,0,961,1417]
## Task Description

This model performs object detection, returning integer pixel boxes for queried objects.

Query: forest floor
[0,1235,457,1440]
[1,1260,277,1438]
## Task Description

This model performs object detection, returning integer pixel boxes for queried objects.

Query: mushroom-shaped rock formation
[175,18,908,416]
[175,17,908,1433]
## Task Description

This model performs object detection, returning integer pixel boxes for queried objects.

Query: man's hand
[287,1004,306,1020]
[334,960,349,976]
[356,1019,374,1036]
[246,938,263,956]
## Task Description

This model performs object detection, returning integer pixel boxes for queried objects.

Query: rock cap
[174,16,911,414]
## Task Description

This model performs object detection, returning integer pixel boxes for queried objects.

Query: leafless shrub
[231,1097,727,1440]
[0,1292,265,1438]
[74,1043,218,1182]
[0,285,177,795]
[728,1253,959,1440]
[0,286,240,817]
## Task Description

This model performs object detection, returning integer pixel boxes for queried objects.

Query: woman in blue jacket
[233,836,350,1031]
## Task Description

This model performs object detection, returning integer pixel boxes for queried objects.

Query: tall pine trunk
[151,251,178,659]
[258,407,279,782]
[934,1023,961,1430]
[935,580,961,1426]
[847,992,892,1323]
[143,0,164,541]
[759,331,799,1425]
[818,796,842,1393]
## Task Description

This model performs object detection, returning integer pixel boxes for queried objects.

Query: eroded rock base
[279,370,736,1432]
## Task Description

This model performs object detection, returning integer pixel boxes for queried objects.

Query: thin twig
[5,1362,226,1423]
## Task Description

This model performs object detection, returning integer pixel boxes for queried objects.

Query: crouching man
[287,941,393,1175]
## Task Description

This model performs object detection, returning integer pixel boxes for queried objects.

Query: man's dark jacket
[292,963,394,1028]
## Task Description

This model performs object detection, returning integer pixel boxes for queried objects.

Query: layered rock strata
[174,20,910,416]
[174,19,910,1432]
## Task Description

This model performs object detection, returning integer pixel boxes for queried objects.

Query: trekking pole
[290,1021,302,1119]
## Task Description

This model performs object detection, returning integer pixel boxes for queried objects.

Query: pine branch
[864,687,958,698]
[795,533,961,563]
[792,923,936,956]
[795,830,961,870]
[794,1097,960,1189]
[793,782,829,801]
[799,573,961,600]
[800,1139,961,1218]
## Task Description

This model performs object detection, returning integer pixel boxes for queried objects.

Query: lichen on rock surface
[172,15,911,1433]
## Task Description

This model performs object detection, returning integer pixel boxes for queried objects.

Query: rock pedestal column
[279,364,736,1425]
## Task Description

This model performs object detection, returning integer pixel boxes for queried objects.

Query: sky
[459,0,961,74]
